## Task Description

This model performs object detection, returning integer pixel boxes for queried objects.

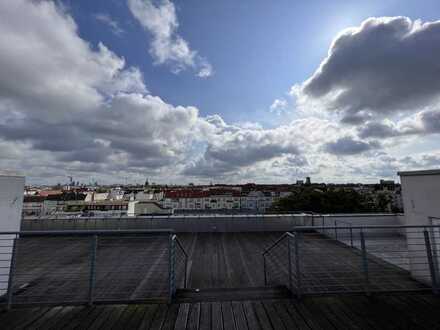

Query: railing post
[168,234,176,303]
[184,253,188,289]
[88,235,98,306]
[424,230,439,294]
[360,231,370,295]
[334,220,338,240]
[294,232,302,299]
[287,235,293,294]
[263,255,267,286]
[350,225,354,248]
[6,235,18,310]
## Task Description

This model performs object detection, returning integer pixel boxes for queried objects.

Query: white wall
[0,174,25,295]
[400,170,440,285]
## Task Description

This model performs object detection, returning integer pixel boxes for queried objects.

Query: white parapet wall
[399,169,440,285]
[0,173,25,295]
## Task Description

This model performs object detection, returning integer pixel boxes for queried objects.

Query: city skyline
[1,0,440,185]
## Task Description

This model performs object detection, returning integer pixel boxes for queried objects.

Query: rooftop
[2,228,440,328]
[3,294,440,329]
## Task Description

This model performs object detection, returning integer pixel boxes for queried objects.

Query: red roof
[164,189,241,199]
[37,190,63,197]
[164,190,209,199]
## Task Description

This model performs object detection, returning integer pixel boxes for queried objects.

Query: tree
[270,187,374,213]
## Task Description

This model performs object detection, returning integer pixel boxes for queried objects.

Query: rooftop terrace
[2,214,440,328]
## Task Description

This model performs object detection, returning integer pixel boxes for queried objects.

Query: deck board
[2,294,440,329]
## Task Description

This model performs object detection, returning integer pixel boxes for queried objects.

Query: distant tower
[305,177,311,185]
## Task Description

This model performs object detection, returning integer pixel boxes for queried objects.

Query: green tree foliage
[271,187,378,213]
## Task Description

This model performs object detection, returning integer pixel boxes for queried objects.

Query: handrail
[173,235,189,289]
[0,229,175,236]
[292,224,440,231]
[262,232,295,256]
[335,219,353,226]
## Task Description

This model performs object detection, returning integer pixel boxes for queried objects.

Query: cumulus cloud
[270,98,288,114]
[0,0,203,180]
[128,0,212,77]
[295,17,440,124]
[184,122,301,177]
[1,4,439,184]
[94,13,124,36]
[358,110,440,138]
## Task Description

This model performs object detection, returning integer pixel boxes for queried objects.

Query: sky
[1,0,440,185]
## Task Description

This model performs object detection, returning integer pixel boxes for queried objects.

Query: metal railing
[0,230,189,309]
[264,223,440,297]
[262,232,302,298]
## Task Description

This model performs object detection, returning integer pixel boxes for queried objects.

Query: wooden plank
[46,307,90,330]
[137,304,159,330]
[174,303,190,330]
[252,301,273,330]
[242,301,261,330]
[161,303,180,330]
[221,301,236,330]
[337,296,397,330]
[124,305,151,330]
[187,302,201,330]
[231,301,248,330]
[61,306,102,330]
[319,297,363,330]
[336,297,378,330]
[0,307,51,329]
[199,302,212,330]
[25,306,64,329]
[283,300,321,330]
[300,298,337,330]
[150,304,169,330]
[262,301,286,330]
[375,295,433,330]
[211,302,223,330]
[40,306,79,329]
[111,304,139,330]
[90,305,127,329]
[272,301,298,329]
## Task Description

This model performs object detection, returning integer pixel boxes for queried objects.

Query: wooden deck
[7,232,429,306]
[2,293,440,329]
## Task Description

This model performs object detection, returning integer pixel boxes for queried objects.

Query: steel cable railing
[287,222,440,296]
[262,232,302,298]
[0,229,190,309]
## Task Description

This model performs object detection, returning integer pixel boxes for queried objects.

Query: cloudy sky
[1,0,440,185]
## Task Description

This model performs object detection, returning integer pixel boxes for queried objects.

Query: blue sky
[1,0,440,184]
[64,0,440,125]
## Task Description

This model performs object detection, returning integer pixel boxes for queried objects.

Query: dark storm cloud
[183,125,301,177]
[421,111,440,133]
[324,136,380,155]
[300,17,440,123]
[358,122,399,139]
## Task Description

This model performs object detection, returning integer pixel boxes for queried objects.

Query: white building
[0,173,25,295]
[399,169,440,285]
[127,200,173,216]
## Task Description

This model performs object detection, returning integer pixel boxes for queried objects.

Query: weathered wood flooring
[7,232,429,306]
[2,294,440,329]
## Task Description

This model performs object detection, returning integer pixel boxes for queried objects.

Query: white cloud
[0,0,206,183]
[1,4,439,185]
[294,17,440,124]
[269,98,288,114]
[128,0,212,77]
[94,13,124,36]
